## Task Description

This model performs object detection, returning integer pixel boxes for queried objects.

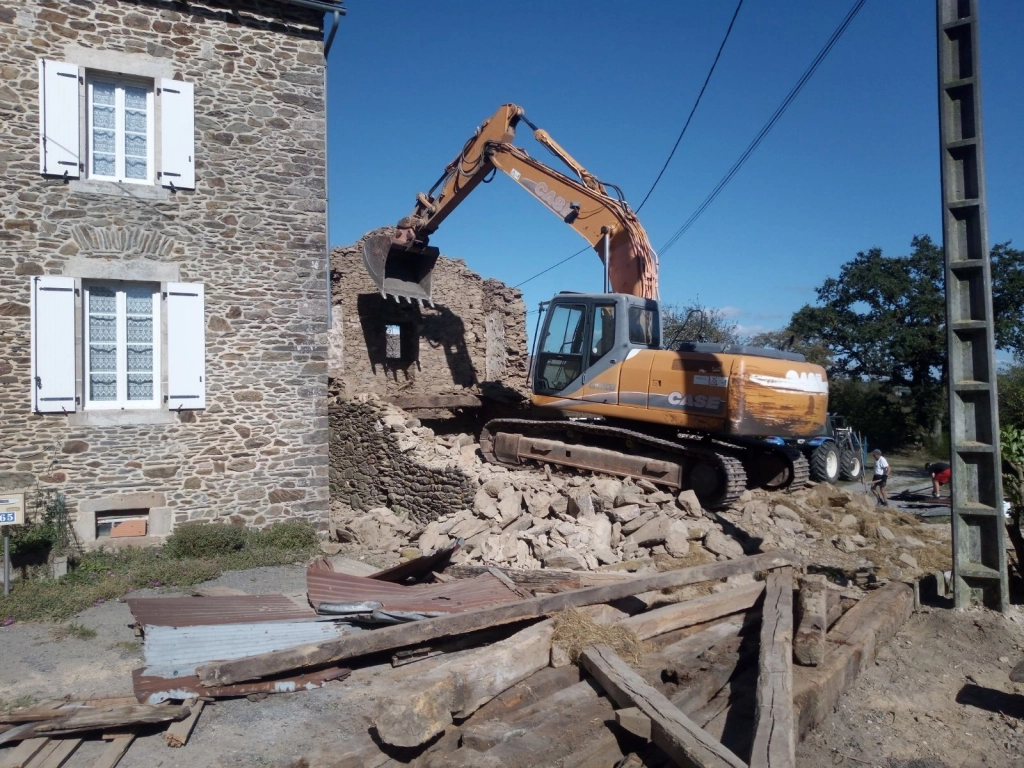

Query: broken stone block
[896,535,926,549]
[676,489,702,517]
[549,496,569,518]
[621,509,657,536]
[898,553,919,569]
[835,535,859,554]
[615,492,648,508]
[647,491,674,504]
[876,528,896,547]
[543,550,588,570]
[664,520,690,557]
[594,546,621,565]
[838,514,859,529]
[774,518,804,534]
[526,491,553,517]
[628,515,674,547]
[609,504,642,523]
[772,504,801,522]
[703,529,745,559]
[418,522,451,554]
[567,491,597,518]
[497,492,524,523]
[474,488,497,514]
[591,478,622,509]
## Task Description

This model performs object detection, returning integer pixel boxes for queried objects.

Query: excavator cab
[533,293,660,400]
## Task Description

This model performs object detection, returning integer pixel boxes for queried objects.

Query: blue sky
[325,1,1023,344]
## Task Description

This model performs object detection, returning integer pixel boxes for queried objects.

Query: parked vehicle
[765,413,862,484]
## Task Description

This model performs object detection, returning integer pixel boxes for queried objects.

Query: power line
[513,245,591,290]
[636,0,745,213]
[658,0,868,256]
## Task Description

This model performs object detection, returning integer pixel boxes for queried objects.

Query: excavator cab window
[628,306,657,346]
[591,304,616,362]
[536,303,587,393]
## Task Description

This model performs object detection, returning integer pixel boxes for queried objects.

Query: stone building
[329,229,530,407]
[0,0,344,546]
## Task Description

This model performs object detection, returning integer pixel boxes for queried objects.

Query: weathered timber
[794,579,827,667]
[581,643,746,768]
[616,706,652,739]
[90,734,134,768]
[199,552,799,686]
[793,581,913,738]
[0,705,188,744]
[373,619,554,747]
[750,567,795,768]
[32,738,80,768]
[622,583,764,641]
[1,737,49,768]
[443,564,637,592]
[163,699,204,748]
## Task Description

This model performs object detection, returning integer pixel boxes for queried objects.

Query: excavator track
[480,419,752,508]
[480,419,810,509]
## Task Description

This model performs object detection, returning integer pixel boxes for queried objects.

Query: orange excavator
[364,104,829,506]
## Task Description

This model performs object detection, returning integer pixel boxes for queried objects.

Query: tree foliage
[661,302,740,347]
[998,359,1024,430]
[746,329,833,368]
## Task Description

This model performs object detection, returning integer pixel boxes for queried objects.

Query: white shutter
[31,276,77,413]
[38,60,81,178]
[166,282,205,409]
[159,79,195,190]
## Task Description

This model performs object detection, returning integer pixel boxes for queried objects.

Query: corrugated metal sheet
[141,620,361,676]
[132,666,350,705]
[306,568,523,614]
[368,539,460,583]
[127,594,316,627]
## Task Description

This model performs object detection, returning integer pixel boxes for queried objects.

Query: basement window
[95,509,149,539]
[385,323,417,362]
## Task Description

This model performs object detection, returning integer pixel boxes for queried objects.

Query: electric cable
[636,0,745,213]
[658,0,868,255]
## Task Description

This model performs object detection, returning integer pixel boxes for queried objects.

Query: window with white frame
[38,59,196,190]
[84,282,161,409]
[30,276,206,415]
[88,78,155,184]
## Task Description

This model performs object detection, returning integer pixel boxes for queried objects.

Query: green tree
[1001,424,1024,581]
[790,235,946,442]
[662,302,740,347]
[998,358,1024,430]
[992,243,1024,354]
[746,328,833,367]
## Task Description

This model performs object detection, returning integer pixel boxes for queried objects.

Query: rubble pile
[330,397,951,585]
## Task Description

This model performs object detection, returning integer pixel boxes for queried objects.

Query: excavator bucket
[362,234,440,304]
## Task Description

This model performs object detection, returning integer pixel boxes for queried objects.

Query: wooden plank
[372,619,554,747]
[1,705,188,743]
[163,699,204,748]
[90,733,134,768]
[200,551,799,686]
[621,583,764,640]
[1,739,49,768]
[20,742,59,768]
[750,567,795,768]
[443,564,639,592]
[793,581,913,739]
[793,579,827,667]
[580,643,746,768]
[31,739,80,768]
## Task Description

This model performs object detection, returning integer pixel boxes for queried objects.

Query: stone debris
[330,397,951,586]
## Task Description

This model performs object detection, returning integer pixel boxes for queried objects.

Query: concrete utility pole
[936,0,1007,611]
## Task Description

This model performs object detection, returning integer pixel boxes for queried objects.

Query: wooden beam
[0,705,188,744]
[750,567,795,768]
[443,564,639,592]
[199,551,799,686]
[163,699,204,748]
[1,739,49,768]
[621,583,764,641]
[90,734,134,768]
[793,581,913,739]
[31,738,80,768]
[580,643,746,768]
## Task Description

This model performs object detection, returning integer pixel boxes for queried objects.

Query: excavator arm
[364,104,659,303]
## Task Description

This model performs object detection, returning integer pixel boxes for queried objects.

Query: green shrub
[163,523,247,559]
[252,519,319,551]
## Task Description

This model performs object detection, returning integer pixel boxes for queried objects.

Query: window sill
[68,409,182,426]
[69,179,170,201]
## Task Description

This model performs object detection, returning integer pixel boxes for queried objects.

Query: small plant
[163,523,247,559]
[52,623,98,641]
[252,519,319,551]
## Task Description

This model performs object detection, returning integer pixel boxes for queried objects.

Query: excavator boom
[364,104,658,303]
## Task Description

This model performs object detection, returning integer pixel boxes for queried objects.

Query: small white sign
[0,493,25,526]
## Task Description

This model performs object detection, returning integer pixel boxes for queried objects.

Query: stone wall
[0,0,330,542]
[328,229,529,402]
[328,395,475,525]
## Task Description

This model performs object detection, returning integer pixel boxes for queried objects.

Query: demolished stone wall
[328,230,529,402]
[329,394,475,524]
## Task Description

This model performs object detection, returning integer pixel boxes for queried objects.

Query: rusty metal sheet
[369,539,460,583]
[127,594,316,627]
[306,567,523,614]
[132,666,350,705]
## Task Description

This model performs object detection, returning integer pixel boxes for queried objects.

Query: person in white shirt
[871,449,890,507]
